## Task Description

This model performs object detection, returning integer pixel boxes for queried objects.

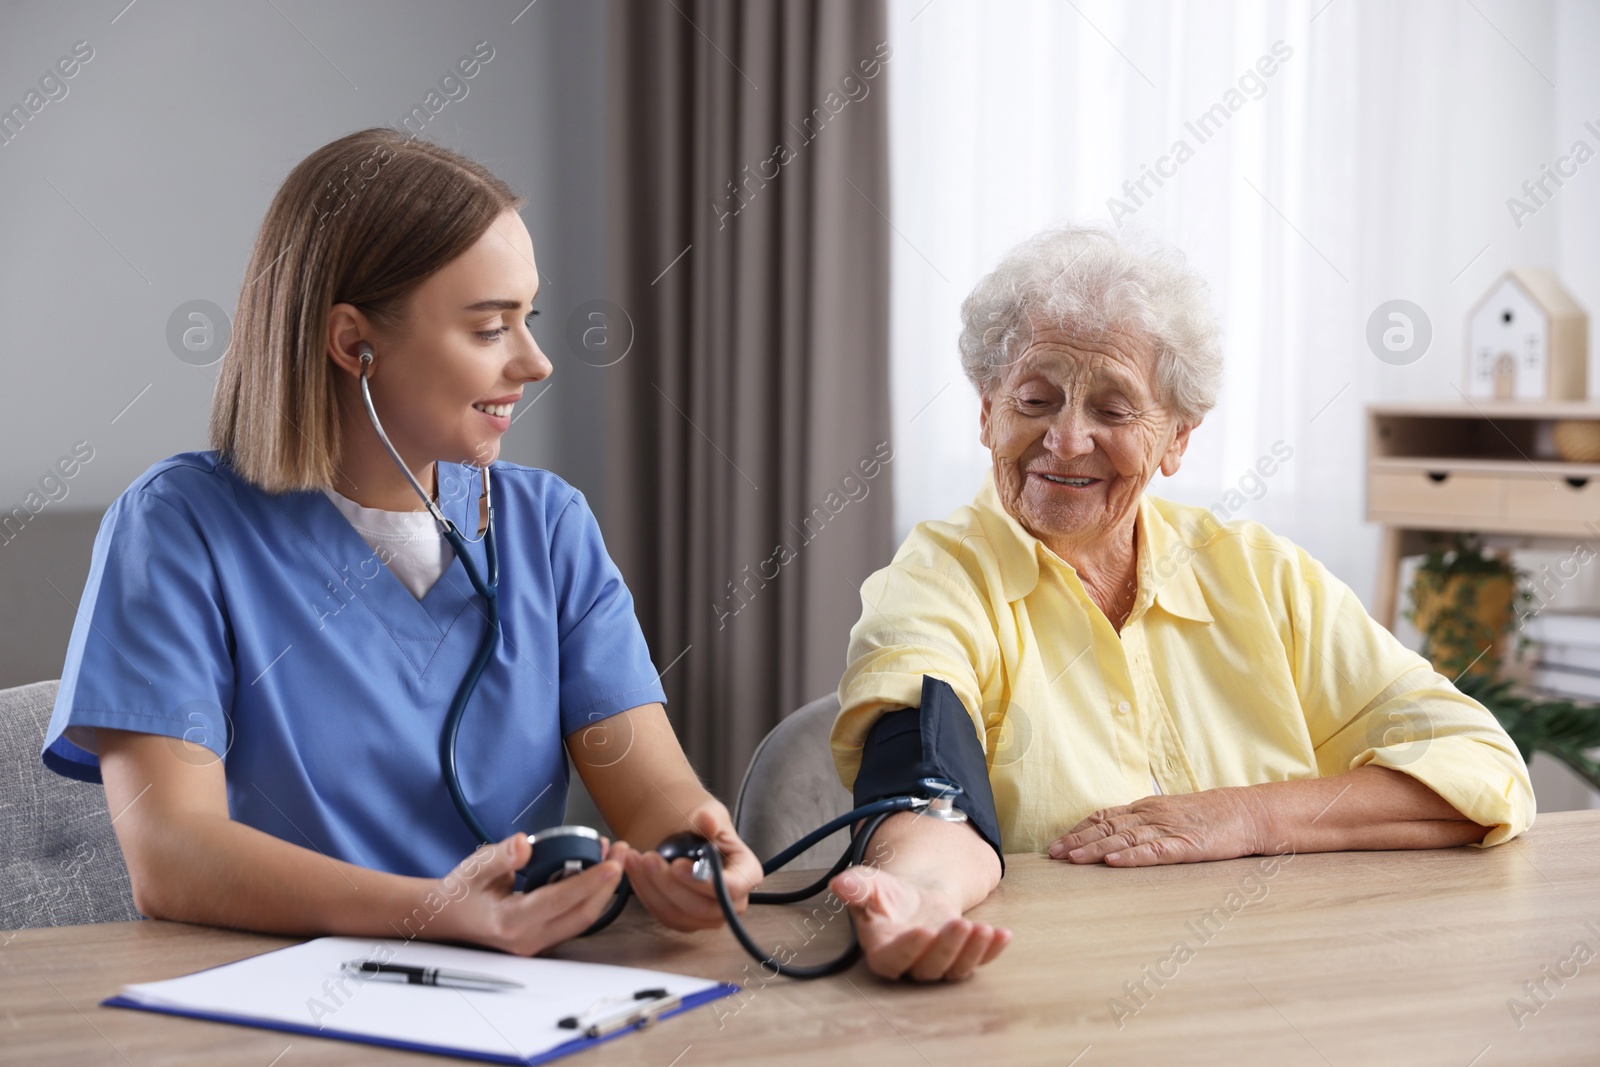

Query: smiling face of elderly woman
[978,320,1195,559]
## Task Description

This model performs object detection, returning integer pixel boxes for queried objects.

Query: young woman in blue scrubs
[41,129,764,955]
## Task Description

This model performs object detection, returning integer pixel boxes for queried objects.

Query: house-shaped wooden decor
[1464,267,1588,400]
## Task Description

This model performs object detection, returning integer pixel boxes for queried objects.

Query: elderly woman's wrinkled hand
[1047,787,1273,866]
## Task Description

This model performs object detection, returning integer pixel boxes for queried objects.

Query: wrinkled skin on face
[978,320,1196,626]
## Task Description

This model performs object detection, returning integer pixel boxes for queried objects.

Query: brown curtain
[604,0,894,801]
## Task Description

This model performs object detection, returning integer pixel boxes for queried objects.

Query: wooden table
[5,811,1598,1066]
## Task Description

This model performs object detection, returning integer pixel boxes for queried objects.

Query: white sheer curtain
[886,0,1585,609]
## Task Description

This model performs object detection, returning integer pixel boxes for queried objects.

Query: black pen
[341,960,523,992]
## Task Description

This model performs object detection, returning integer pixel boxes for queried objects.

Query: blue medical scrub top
[41,451,667,879]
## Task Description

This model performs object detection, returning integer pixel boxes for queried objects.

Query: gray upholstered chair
[733,692,856,872]
[0,680,140,929]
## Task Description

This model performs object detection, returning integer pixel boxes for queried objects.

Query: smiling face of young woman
[327,209,552,508]
[978,321,1194,563]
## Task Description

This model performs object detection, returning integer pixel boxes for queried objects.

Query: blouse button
[1116,700,1131,714]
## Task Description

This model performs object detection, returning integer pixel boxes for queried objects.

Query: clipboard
[102,936,742,1064]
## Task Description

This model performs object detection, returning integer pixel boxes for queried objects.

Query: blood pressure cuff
[852,675,1004,875]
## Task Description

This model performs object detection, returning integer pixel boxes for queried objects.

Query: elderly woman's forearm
[1251,766,1489,853]
[856,810,1002,911]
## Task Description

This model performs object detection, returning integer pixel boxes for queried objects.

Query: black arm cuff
[851,675,1005,875]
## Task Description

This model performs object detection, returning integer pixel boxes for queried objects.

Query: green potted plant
[1457,673,1600,792]
[1403,533,1600,793]
[1404,533,1526,680]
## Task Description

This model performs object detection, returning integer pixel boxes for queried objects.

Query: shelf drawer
[1506,475,1600,528]
[1368,470,1506,520]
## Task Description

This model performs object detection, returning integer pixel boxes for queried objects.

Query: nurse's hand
[828,866,1011,982]
[611,801,765,932]
[431,832,624,956]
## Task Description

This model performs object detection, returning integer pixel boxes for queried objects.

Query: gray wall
[0,0,616,689]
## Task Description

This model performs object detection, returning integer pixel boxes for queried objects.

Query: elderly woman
[824,225,1534,983]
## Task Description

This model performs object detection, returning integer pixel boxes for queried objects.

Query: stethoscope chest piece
[521,825,604,887]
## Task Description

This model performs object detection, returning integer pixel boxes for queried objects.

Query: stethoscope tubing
[578,797,918,980]
[707,807,898,978]
[359,351,505,848]
[439,516,501,847]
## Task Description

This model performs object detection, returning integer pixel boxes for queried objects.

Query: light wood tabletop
[4,810,1597,1066]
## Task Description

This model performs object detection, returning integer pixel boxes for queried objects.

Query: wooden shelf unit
[1366,401,1600,628]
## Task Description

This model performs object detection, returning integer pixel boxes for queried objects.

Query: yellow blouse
[831,471,1534,854]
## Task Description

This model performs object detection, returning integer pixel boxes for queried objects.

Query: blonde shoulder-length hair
[210,127,523,493]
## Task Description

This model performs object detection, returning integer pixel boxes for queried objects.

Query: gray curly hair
[957,224,1224,425]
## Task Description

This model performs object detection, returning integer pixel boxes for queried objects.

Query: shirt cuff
[1353,736,1536,847]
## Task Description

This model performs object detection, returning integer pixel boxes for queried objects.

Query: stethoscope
[357,344,502,846]
[357,343,968,979]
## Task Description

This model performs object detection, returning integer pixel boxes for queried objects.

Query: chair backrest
[0,680,140,929]
[733,692,856,873]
